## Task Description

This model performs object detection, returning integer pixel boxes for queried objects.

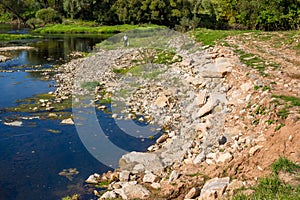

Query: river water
[0,24,157,200]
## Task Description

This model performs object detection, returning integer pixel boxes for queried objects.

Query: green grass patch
[277,107,289,119]
[272,95,300,107]
[275,123,285,131]
[0,34,40,42]
[33,24,162,34]
[272,157,300,175]
[80,81,100,92]
[191,28,252,46]
[233,158,300,200]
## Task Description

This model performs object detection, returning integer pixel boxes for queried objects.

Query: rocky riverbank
[54,33,300,199]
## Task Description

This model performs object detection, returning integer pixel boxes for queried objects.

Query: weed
[254,85,261,90]
[266,119,275,125]
[275,123,285,131]
[80,81,100,92]
[277,107,289,119]
[262,85,271,91]
[272,95,300,107]
[271,157,300,175]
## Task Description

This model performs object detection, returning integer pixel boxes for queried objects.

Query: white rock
[185,187,200,199]
[122,182,150,199]
[143,172,158,183]
[100,191,117,199]
[60,118,74,125]
[199,177,230,200]
[151,182,161,189]
[85,173,100,184]
[119,170,130,182]
[169,170,179,183]
[4,121,23,127]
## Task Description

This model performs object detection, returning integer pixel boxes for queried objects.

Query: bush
[26,18,45,28]
[35,8,62,24]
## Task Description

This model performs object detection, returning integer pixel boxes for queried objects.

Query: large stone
[119,170,130,182]
[193,90,207,106]
[193,151,206,164]
[60,118,74,125]
[200,61,232,78]
[143,172,158,183]
[100,191,118,199]
[199,177,230,200]
[85,173,101,184]
[185,187,201,199]
[154,94,169,108]
[4,121,23,127]
[122,182,150,199]
[119,151,163,172]
[169,170,180,183]
[192,96,220,120]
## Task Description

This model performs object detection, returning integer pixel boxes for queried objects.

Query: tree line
[0,0,300,31]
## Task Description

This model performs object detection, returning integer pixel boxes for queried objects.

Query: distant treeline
[0,0,300,31]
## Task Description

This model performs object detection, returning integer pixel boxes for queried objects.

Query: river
[0,24,157,200]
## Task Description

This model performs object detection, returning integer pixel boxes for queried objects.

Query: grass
[191,28,251,46]
[80,81,100,92]
[5,93,72,120]
[272,157,300,175]
[0,34,39,42]
[272,95,300,107]
[33,24,162,34]
[233,157,300,200]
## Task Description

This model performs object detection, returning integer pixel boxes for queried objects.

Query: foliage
[272,157,300,175]
[1,0,300,31]
[272,95,300,107]
[35,8,61,24]
[0,34,38,42]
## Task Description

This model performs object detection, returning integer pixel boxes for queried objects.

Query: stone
[114,188,128,199]
[60,118,74,125]
[201,61,232,78]
[4,121,22,127]
[218,135,227,145]
[154,94,169,108]
[122,182,150,199]
[100,191,117,199]
[194,90,207,106]
[156,134,169,144]
[169,170,180,183]
[193,151,206,164]
[151,182,161,189]
[185,187,201,199]
[143,172,158,183]
[192,96,220,120]
[199,177,230,200]
[119,151,164,172]
[249,145,263,156]
[85,173,101,184]
[119,170,130,182]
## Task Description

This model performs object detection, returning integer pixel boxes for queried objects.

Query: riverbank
[54,29,300,199]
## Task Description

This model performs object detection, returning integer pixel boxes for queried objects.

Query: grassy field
[0,34,40,42]
[32,24,163,34]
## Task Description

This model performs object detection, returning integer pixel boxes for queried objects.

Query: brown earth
[151,32,300,199]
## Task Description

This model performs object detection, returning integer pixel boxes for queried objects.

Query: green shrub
[36,8,62,24]
[26,18,45,28]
